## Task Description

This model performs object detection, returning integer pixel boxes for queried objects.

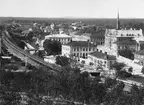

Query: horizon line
[0,16,144,19]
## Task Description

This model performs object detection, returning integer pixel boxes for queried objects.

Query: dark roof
[135,49,144,55]
[116,40,137,45]
[65,41,97,47]
[139,41,144,44]
[89,51,116,60]
[91,32,105,39]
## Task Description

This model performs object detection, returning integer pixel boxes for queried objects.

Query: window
[83,48,85,51]
[74,48,76,51]
[89,48,91,51]
[78,53,79,57]
[86,53,87,57]
[86,48,88,51]
[73,53,75,56]
[77,47,79,51]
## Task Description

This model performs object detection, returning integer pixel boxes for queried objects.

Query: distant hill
[0,17,144,26]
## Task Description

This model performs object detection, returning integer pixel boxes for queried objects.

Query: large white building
[97,12,144,56]
[62,41,97,60]
[45,34,72,44]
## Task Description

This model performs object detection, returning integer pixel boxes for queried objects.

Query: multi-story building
[90,32,105,45]
[88,50,116,70]
[98,11,144,56]
[62,41,97,60]
[134,49,144,66]
[45,34,72,44]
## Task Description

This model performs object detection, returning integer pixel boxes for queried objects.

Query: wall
[117,55,143,74]
[61,45,71,57]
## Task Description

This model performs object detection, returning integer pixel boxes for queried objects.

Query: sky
[0,0,144,18]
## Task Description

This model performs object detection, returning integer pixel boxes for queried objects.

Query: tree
[130,85,144,105]
[43,39,61,55]
[128,67,133,73]
[118,49,134,60]
[111,62,125,78]
[55,56,70,67]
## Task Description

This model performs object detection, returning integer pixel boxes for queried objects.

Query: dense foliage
[1,60,144,105]
[118,49,134,60]
[43,39,62,55]
[55,56,70,67]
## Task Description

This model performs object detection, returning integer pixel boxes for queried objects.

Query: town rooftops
[91,32,105,39]
[89,51,116,60]
[139,41,144,44]
[135,49,144,55]
[106,29,143,37]
[65,41,97,47]
[116,40,137,45]
[45,34,72,38]
[71,34,90,41]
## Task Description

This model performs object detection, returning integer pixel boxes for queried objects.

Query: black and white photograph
[0,0,144,104]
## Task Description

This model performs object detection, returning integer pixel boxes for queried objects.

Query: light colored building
[45,34,72,44]
[62,41,97,60]
[98,11,144,56]
[134,49,144,66]
[70,34,90,41]
[88,50,116,70]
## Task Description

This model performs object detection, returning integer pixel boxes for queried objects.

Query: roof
[91,32,105,39]
[135,49,144,55]
[65,41,97,47]
[89,51,116,60]
[116,40,137,45]
[139,41,144,44]
[106,29,143,37]
[45,34,72,38]
[21,30,30,34]
[71,35,90,41]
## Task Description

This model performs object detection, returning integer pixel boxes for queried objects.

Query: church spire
[116,9,120,30]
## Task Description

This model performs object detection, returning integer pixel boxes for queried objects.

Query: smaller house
[134,49,144,65]
[88,50,116,70]
[45,34,72,44]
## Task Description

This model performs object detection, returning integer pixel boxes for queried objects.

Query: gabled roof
[89,51,116,60]
[65,41,97,47]
[116,40,137,45]
[135,49,144,55]
[139,41,144,44]
[45,34,72,38]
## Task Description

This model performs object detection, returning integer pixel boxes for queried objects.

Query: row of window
[135,54,144,59]
[73,53,88,57]
[121,34,140,37]
[73,47,96,51]
[91,38,104,42]
[63,47,69,51]
[50,38,71,42]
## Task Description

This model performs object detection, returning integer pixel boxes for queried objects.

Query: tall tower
[116,10,120,30]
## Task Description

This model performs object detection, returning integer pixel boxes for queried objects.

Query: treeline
[0,60,144,105]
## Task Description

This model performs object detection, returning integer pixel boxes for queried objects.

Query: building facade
[62,41,97,60]
[88,50,116,70]
[101,12,144,56]
[45,34,72,44]
[90,32,105,45]
[134,49,144,66]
